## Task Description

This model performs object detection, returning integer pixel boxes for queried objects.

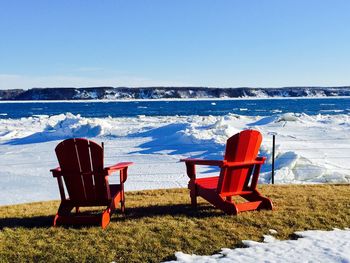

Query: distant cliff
[1,86,350,100]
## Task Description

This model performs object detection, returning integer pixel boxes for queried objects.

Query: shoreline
[0,96,350,103]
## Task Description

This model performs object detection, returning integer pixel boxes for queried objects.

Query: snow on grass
[0,112,349,205]
[166,228,350,263]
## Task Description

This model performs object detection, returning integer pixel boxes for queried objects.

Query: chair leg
[100,193,122,228]
[241,190,273,211]
[121,200,125,213]
[53,214,60,227]
[120,190,125,213]
[53,202,74,227]
[57,202,74,215]
[191,194,197,208]
[101,209,111,229]
[189,182,197,208]
[206,195,238,215]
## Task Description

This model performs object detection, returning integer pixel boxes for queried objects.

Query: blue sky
[0,0,350,89]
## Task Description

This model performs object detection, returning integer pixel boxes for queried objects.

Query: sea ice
[0,112,349,205]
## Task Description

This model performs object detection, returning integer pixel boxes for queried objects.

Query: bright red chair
[51,138,133,229]
[181,130,273,214]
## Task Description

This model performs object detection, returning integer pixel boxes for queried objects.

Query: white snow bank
[277,112,300,122]
[44,113,110,139]
[166,228,350,263]
[0,112,349,205]
[0,113,110,144]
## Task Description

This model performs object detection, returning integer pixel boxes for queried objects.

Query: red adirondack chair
[50,138,133,229]
[181,130,273,214]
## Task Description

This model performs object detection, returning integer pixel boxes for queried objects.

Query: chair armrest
[223,157,266,168]
[105,162,133,184]
[180,158,224,180]
[256,156,266,162]
[180,158,224,167]
[181,157,265,180]
[104,162,133,174]
[50,167,62,177]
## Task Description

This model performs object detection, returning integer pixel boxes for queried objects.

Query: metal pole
[271,134,275,184]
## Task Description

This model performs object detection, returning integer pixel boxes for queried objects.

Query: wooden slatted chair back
[55,138,109,202]
[217,130,262,196]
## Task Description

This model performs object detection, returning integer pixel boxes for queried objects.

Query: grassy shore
[1,184,349,262]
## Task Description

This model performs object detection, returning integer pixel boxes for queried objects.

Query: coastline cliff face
[0,86,350,100]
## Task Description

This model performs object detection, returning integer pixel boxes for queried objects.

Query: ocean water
[0,98,349,119]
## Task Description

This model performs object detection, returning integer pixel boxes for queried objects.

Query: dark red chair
[51,138,133,229]
[181,130,273,214]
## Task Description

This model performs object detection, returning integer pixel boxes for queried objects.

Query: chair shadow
[115,203,223,222]
[0,204,221,229]
[0,215,53,229]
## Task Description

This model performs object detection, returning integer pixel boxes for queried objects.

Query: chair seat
[195,176,260,196]
[195,176,219,190]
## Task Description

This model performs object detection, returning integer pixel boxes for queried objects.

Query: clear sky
[0,0,350,89]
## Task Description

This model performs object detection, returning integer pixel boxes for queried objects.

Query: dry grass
[0,184,349,262]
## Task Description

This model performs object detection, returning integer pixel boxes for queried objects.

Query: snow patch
[167,229,350,263]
